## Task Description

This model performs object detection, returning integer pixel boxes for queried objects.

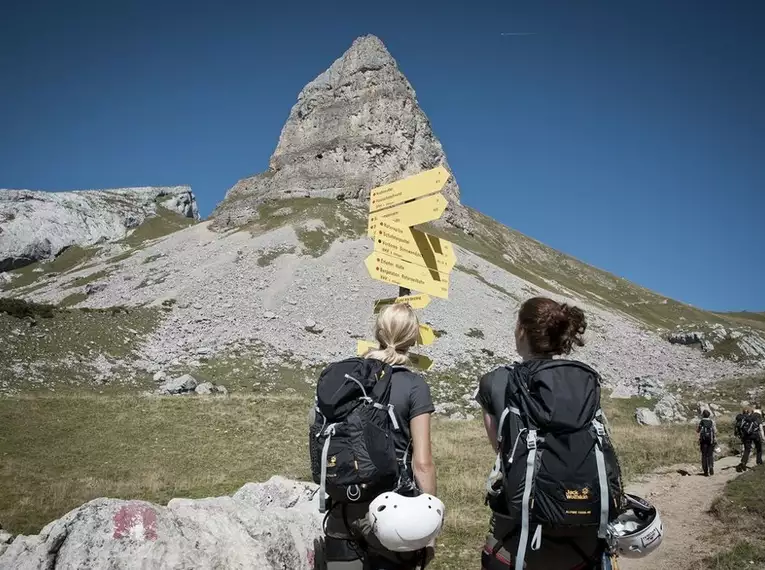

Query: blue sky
[1,0,762,312]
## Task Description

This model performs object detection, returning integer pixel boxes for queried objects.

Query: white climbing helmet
[367,492,445,552]
[608,494,664,559]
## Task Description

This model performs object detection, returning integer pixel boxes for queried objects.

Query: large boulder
[653,394,686,423]
[156,374,199,395]
[635,408,661,426]
[0,476,322,569]
[0,187,199,272]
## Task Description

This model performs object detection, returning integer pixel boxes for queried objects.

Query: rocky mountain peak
[212,35,468,229]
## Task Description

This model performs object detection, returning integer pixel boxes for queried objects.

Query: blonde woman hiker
[476,297,663,570]
[309,303,444,570]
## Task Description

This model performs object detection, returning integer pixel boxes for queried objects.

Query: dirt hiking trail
[619,455,743,570]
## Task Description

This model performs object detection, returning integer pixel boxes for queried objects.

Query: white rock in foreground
[0,186,199,272]
[0,476,322,570]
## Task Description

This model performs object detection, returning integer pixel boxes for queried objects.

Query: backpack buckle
[593,420,605,438]
[526,431,537,450]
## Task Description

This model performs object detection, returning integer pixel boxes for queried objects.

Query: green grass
[0,298,55,319]
[243,198,367,257]
[0,306,162,392]
[106,251,134,264]
[704,467,765,568]
[184,341,324,395]
[257,245,297,267]
[121,205,196,248]
[58,292,88,307]
[1,246,99,291]
[64,269,110,289]
[0,394,314,535]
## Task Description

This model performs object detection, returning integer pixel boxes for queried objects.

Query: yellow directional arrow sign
[365,252,450,299]
[373,293,432,313]
[369,166,450,213]
[367,193,448,237]
[356,341,434,371]
[407,353,434,371]
[373,220,457,274]
[357,340,377,356]
[418,324,436,345]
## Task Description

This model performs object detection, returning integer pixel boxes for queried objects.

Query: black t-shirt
[388,366,435,463]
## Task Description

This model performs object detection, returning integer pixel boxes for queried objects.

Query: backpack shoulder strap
[368,361,400,431]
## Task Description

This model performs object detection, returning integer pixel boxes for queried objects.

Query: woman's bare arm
[484,411,499,452]
[410,413,436,496]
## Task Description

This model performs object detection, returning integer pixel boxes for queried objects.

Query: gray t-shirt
[388,366,435,463]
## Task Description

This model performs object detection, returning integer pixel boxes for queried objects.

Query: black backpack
[309,357,402,513]
[487,360,625,569]
[739,413,761,440]
[699,418,715,444]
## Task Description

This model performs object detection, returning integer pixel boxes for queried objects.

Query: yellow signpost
[373,293,432,313]
[364,252,450,300]
[363,165,458,371]
[418,324,436,345]
[373,220,457,273]
[369,166,450,213]
[367,193,449,237]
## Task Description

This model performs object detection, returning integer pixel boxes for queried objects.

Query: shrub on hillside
[0,298,55,319]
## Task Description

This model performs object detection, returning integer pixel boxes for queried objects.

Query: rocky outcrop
[667,331,713,352]
[667,325,765,363]
[211,35,469,230]
[0,186,199,272]
[0,476,321,569]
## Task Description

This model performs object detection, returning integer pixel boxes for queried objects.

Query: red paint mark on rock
[113,504,158,541]
[307,549,315,566]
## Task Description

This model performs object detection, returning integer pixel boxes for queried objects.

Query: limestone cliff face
[0,186,198,272]
[212,35,468,229]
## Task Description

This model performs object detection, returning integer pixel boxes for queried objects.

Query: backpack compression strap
[592,410,610,539]
[515,429,539,570]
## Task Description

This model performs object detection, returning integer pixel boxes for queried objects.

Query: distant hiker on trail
[736,407,764,472]
[309,303,443,570]
[696,409,717,476]
[475,297,663,570]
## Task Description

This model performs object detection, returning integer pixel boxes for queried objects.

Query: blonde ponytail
[364,303,420,366]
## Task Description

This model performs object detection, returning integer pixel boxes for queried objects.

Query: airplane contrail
[500,32,536,36]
